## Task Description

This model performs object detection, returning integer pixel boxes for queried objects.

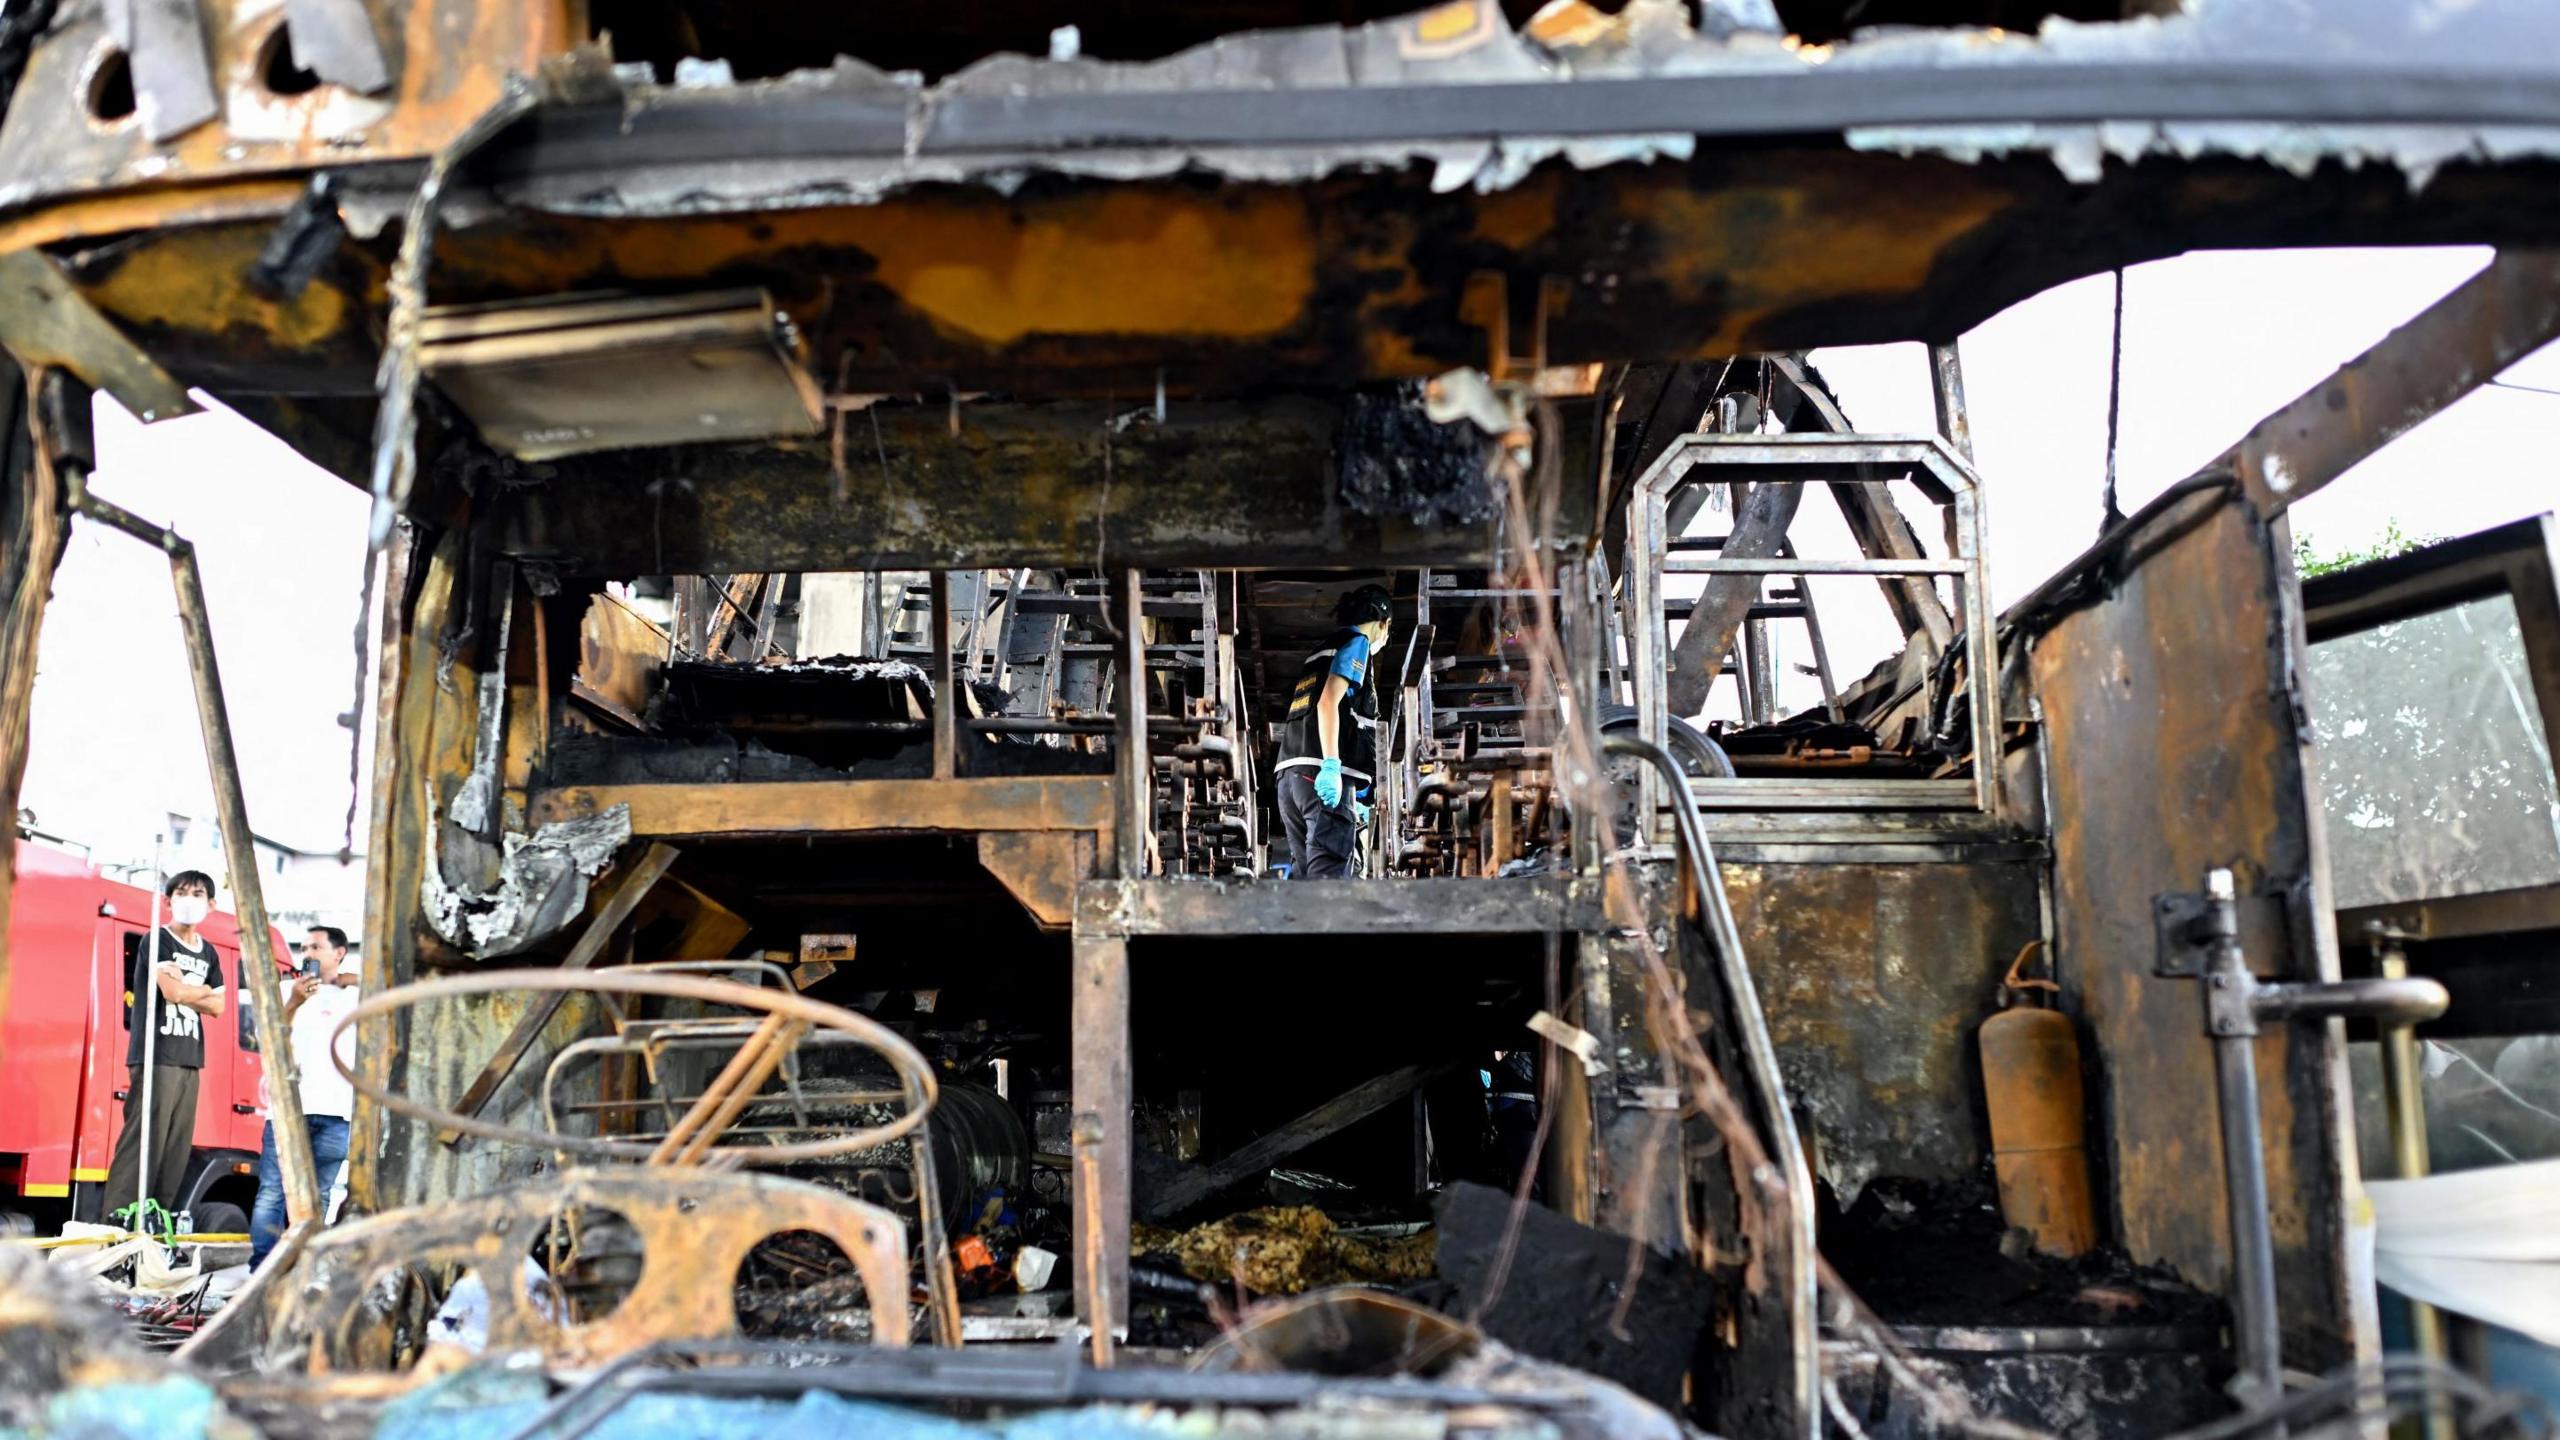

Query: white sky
[16,246,2559,863]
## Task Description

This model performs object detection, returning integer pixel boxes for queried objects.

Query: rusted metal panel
[532,776,1116,838]
[2031,495,2356,1368]
[0,0,574,212]
[977,830,1094,932]
[1589,921,1685,1255]
[29,159,2560,416]
[356,528,519,1212]
[1721,860,2041,1201]
[251,1169,912,1372]
[487,398,1592,577]
[1077,875,1602,937]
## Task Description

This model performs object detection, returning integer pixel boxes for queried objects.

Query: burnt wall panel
[2031,494,2356,1368]
[1722,860,2042,1201]
[356,530,576,1212]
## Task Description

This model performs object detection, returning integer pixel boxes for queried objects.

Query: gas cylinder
[1977,942,2098,1257]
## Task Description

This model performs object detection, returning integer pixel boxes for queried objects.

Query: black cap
[1335,583,1393,627]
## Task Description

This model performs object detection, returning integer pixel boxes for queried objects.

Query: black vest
[1278,627,1382,782]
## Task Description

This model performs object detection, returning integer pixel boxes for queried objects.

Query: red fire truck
[0,839,284,1233]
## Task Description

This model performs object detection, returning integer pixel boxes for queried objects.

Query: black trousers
[1278,768,1359,878]
[103,1063,200,1218]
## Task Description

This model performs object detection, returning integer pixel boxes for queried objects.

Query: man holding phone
[249,925,359,1266]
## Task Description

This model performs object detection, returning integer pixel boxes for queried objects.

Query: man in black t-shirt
[102,869,229,1221]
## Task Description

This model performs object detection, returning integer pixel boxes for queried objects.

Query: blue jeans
[250,1116,349,1267]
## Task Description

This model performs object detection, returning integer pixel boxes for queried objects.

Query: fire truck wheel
[192,1200,248,1236]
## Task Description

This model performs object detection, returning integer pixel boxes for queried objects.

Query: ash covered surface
[724,655,929,681]
[1336,383,1498,528]
[659,656,931,727]
[0,1246,246,1436]
[1823,1172,2223,1329]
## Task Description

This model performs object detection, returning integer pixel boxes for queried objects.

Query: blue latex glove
[1353,797,1372,826]
[1314,757,1344,807]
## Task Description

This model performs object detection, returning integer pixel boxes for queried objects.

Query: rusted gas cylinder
[1978,953,2099,1257]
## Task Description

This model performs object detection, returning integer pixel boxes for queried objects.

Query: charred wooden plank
[1140,1064,1448,1221]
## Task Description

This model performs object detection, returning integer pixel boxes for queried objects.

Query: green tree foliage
[2292,519,2436,579]
[2302,524,2560,910]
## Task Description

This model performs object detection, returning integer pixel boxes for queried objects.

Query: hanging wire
[2100,266,2128,536]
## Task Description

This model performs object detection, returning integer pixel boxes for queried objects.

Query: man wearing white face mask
[102,870,228,1222]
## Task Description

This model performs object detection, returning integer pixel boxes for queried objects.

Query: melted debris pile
[0,1245,256,1438]
[1826,1171,2225,1327]
[1133,1207,1435,1295]
[1335,383,1499,528]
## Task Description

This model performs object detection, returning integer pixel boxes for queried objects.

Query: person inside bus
[250,924,359,1266]
[1275,584,1393,879]
[103,869,227,1223]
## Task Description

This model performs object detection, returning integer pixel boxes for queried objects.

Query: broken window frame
[2311,513,2560,1031]
[1624,433,1999,836]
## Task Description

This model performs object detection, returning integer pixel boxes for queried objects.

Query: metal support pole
[1930,342,2003,813]
[1743,616,1777,724]
[2191,867,2285,1407]
[1929,341,1975,462]
[66,474,323,1227]
[2162,867,2449,1418]
[133,835,166,1221]
[1563,558,1604,876]
[2212,1025,2282,1392]
[1114,570,1148,880]
[931,572,958,780]
[1603,731,1819,1440]
[1071,935,1130,1344]
[2201,923,2284,1409]
[2373,930,2453,1440]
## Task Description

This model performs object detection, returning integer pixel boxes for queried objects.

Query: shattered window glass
[2309,593,2560,909]
[2350,1035,2560,1176]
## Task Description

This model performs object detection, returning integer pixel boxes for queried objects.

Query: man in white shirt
[249,925,359,1267]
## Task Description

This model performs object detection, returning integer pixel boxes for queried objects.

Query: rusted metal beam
[1113,571,1148,880]
[0,249,198,424]
[487,399,1587,577]
[437,842,680,1145]
[977,831,1094,930]
[2228,249,2560,513]
[0,363,64,1052]
[932,572,958,782]
[1140,1063,1447,1221]
[531,778,1115,838]
[62,469,322,1225]
[1071,935,1130,1336]
[1929,341,1975,463]
[1663,476,1803,718]
[1077,875,1603,937]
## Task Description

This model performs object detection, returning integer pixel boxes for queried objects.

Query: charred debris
[2,0,2560,1439]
